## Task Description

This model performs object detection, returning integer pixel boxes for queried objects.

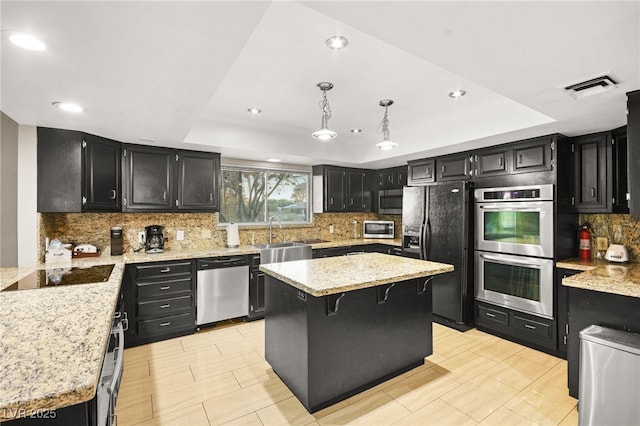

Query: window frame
[219,161,313,227]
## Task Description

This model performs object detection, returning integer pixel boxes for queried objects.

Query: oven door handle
[477,203,547,212]
[478,252,546,267]
[108,321,125,397]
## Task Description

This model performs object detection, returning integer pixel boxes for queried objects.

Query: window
[220,165,311,225]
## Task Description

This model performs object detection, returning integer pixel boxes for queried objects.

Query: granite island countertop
[259,252,454,296]
[0,261,124,421]
[557,258,640,299]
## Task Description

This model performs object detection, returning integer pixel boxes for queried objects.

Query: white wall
[17,125,38,266]
[1,112,19,266]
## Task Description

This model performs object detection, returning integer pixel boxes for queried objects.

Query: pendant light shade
[376,99,398,150]
[312,82,337,141]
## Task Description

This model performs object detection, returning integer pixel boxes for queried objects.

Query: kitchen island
[259,252,453,413]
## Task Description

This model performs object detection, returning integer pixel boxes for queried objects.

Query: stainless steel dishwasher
[196,256,249,326]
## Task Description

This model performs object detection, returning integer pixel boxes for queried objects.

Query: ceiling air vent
[564,75,617,98]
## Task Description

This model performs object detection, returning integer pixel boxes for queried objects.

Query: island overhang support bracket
[417,277,433,295]
[377,283,396,304]
[327,293,346,316]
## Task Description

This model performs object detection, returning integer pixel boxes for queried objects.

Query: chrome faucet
[269,215,282,243]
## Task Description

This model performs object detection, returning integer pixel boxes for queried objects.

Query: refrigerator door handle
[420,222,428,260]
[425,219,431,260]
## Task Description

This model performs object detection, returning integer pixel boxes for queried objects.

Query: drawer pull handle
[486,312,496,318]
[160,304,171,309]
[160,268,171,273]
[524,324,537,330]
[160,322,171,327]
[160,286,171,290]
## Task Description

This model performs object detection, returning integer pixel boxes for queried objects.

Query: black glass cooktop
[3,264,115,292]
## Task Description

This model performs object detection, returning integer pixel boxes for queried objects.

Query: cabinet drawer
[137,312,194,337]
[478,305,508,326]
[135,261,192,280]
[512,315,551,338]
[137,277,192,299]
[137,295,192,318]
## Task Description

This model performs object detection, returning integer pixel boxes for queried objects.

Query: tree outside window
[220,167,310,224]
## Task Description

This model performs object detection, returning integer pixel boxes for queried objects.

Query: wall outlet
[596,237,609,251]
[329,225,334,234]
[138,231,146,244]
[202,229,212,239]
[176,230,185,241]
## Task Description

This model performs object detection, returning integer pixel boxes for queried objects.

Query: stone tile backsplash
[39,212,402,259]
[580,213,640,261]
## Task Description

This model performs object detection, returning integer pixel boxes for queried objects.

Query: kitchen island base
[265,275,433,413]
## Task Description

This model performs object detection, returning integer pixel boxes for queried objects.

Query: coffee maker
[145,225,165,253]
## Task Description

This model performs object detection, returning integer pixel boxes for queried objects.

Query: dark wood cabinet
[176,150,221,211]
[569,130,627,213]
[475,147,509,178]
[313,165,372,212]
[37,127,121,212]
[123,260,195,348]
[378,165,407,189]
[123,144,220,212]
[437,154,471,181]
[626,90,640,214]
[407,159,435,185]
[122,144,174,211]
[556,268,580,355]
[571,132,611,212]
[512,137,553,174]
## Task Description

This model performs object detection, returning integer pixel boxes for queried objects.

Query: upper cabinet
[511,138,553,174]
[407,159,435,186]
[123,144,220,212]
[436,154,472,181]
[568,130,628,213]
[627,90,640,215]
[378,165,407,189]
[37,127,121,212]
[312,165,372,213]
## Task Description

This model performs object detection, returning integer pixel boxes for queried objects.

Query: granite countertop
[259,252,454,296]
[0,238,400,419]
[0,261,124,421]
[557,258,640,299]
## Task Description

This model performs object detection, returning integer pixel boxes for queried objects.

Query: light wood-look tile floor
[116,320,578,425]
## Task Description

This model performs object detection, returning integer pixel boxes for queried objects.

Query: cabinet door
[437,155,471,181]
[347,170,366,211]
[83,134,121,211]
[628,90,640,214]
[378,169,395,189]
[249,271,266,318]
[123,144,174,211]
[612,126,629,213]
[395,166,407,188]
[176,151,220,211]
[475,148,509,178]
[37,127,83,212]
[572,132,611,212]
[512,139,553,173]
[325,167,346,211]
[407,159,435,185]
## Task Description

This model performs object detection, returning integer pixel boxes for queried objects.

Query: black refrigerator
[402,181,474,329]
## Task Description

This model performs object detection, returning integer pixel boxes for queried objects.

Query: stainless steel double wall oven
[474,185,555,319]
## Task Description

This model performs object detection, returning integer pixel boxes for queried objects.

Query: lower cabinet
[248,254,265,320]
[123,260,195,348]
[476,300,557,353]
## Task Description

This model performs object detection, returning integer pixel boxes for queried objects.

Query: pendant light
[376,99,398,150]
[311,82,337,141]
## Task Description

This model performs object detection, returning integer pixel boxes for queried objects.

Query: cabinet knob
[591,187,596,198]
[160,304,171,309]
[160,268,171,273]
[82,196,87,205]
[110,190,117,200]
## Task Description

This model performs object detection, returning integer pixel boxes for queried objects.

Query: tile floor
[116,320,578,425]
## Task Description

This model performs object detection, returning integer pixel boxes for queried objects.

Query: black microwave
[363,220,395,239]
[378,189,403,214]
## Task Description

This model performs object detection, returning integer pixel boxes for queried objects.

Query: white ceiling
[2,1,639,169]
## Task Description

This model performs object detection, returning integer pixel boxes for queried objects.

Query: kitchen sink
[254,242,312,264]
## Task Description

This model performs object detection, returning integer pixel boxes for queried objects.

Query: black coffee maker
[145,225,165,253]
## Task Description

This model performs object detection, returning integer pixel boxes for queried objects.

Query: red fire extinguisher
[579,224,591,260]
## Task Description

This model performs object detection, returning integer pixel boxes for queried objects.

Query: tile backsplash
[579,214,640,261]
[39,212,402,258]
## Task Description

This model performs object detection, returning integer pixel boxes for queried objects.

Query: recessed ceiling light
[52,102,83,113]
[448,90,466,98]
[247,107,262,114]
[350,128,363,134]
[266,158,282,163]
[10,32,46,51]
[326,36,348,50]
